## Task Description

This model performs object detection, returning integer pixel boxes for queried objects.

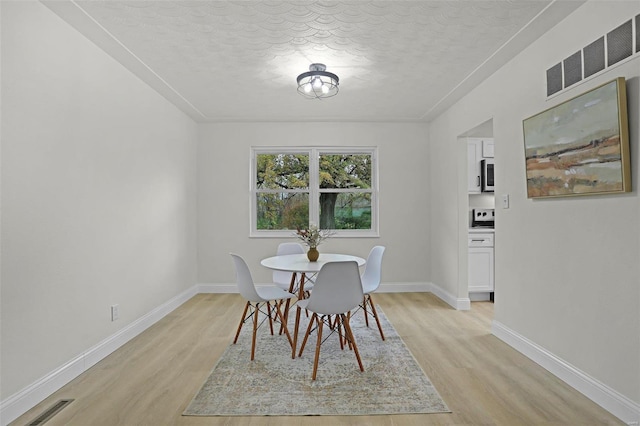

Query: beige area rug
[184,306,450,416]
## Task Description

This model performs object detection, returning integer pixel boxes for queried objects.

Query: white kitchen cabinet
[467,141,482,193]
[468,247,494,292]
[482,139,494,158]
[468,232,494,293]
[467,138,494,193]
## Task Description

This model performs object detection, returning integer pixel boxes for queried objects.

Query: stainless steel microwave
[481,159,494,192]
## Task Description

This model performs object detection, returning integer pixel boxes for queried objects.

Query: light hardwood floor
[13,293,624,425]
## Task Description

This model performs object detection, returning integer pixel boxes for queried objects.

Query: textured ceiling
[44,1,584,123]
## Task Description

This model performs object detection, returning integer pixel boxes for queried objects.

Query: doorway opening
[459,119,495,308]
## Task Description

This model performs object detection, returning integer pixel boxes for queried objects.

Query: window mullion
[308,148,319,225]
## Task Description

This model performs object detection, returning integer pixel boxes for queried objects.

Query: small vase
[307,247,319,262]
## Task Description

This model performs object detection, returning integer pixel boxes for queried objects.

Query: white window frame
[250,146,379,238]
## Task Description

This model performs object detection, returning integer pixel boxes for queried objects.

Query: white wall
[1,1,198,400]
[197,122,429,287]
[429,0,639,411]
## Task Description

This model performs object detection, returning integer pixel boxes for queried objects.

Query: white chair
[273,242,315,333]
[297,261,365,380]
[272,242,314,294]
[230,253,295,360]
[360,246,386,340]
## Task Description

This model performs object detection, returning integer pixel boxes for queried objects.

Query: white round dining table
[260,253,366,273]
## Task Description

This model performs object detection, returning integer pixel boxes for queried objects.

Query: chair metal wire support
[301,314,351,350]
[358,294,386,340]
[233,300,293,360]
[298,312,364,380]
[234,302,275,335]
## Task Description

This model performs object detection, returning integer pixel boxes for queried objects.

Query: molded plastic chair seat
[297,261,365,380]
[230,253,295,360]
[272,242,315,294]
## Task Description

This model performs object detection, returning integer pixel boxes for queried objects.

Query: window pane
[319,154,371,189]
[257,154,309,190]
[256,192,309,230]
[319,193,371,230]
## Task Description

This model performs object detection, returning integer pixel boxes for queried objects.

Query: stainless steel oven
[472,208,495,228]
[481,159,494,192]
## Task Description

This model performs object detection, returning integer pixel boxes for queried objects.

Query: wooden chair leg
[279,298,290,336]
[275,300,294,355]
[299,274,310,318]
[298,312,317,357]
[279,273,297,335]
[233,301,250,344]
[251,302,259,361]
[331,314,339,329]
[336,315,345,350]
[368,294,385,340]
[293,307,302,359]
[363,296,370,327]
[267,302,274,335]
[312,316,324,380]
[341,313,364,372]
[345,311,353,350]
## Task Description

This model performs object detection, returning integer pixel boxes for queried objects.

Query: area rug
[183,306,450,416]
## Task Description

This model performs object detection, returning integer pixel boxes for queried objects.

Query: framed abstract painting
[522,77,631,198]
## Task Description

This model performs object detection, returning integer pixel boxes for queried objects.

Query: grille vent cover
[563,51,582,88]
[636,14,640,53]
[546,14,638,97]
[28,399,74,425]
[607,20,633,66]
[546,63,563,96]
[583,37,605,78]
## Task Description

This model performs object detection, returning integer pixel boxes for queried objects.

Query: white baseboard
[199,281,470,311]
[197,281,433,294]
[0,285,198,426]
[429,282,471,310]
[492,320,640,426]
[197,283,238,293]
[197,281,473,312]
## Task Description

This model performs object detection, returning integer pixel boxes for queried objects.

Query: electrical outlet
[111,304,119,321]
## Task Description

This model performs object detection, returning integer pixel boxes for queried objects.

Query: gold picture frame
[522,77,631,198]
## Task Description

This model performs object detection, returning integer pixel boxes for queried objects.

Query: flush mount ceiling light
[296,63,339,99]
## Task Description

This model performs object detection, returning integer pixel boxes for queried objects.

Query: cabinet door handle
[471,239,485,242]
[477,176,480,186]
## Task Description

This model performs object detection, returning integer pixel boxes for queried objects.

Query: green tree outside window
[254,149,374,232]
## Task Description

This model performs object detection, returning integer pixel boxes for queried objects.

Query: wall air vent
[563,51,582,88]
[546,63,563,96]
[607,20,633,66]
[546,14,638,98]
[636,14,640,53]
[583,37,605,78]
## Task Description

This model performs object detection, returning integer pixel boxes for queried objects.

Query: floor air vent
[28,399,74,425]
